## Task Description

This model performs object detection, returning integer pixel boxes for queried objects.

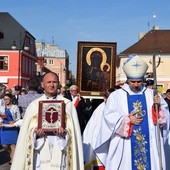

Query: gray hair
[69,85,78,91]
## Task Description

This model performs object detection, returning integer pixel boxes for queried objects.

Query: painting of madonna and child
[77,41,116,97]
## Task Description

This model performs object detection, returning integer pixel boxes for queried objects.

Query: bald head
[42,72,59,82]
[41,72,59,97]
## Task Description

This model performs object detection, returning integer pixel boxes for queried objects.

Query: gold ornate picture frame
[77,41,117,97]
[38,100,65,132]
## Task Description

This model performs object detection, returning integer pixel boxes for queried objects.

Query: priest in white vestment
[94,55,170,170]
[83,88,115,170]
[83,102,105,170]
[11,72,84,170]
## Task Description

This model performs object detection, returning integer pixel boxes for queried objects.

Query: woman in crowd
[0,93,20,164]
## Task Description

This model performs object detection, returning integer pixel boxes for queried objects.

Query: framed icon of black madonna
[77,41,117,97]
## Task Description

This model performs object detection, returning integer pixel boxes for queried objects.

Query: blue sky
[1,0,170,76]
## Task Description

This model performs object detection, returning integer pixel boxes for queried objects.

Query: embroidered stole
[127,92,151,170]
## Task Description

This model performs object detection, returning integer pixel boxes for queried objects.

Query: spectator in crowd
[21,88,27,95]
[0,89,13,107]
[0,86,6,98]
[12,85,22,105]
[0,93,21,164]
[83,88,115,170]
[4,89,13,95]
[164,89,170,112]
[0,96,3,106]
[94,54,169,170]
[91,98,104,115]
[145,79,154,89]
[60,87,66,97]
[18,77,42,118]
[164,88,170,169]
[65,85,90,134]
[11,72,84,170]
[0,87,6,106]
[57,87,61,95]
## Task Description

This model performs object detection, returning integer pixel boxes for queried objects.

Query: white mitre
[123,54,148,79]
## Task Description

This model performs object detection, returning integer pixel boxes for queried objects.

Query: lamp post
[17,49,21,86]
[57,59,63,85]
[11,32,29,86]
[56,58,66,87]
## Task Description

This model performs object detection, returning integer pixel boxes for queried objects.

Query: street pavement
[0,146,11,170]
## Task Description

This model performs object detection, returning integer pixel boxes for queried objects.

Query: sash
[73,97,80,108]
[127,92,151,170]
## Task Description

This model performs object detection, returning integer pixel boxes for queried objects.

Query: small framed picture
[37,100,65,131]
[77,41,117,97]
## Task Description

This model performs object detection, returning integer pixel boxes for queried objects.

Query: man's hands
[129,112,143,125]
[53,127,66,135]
[35,128,46,137]
[35,127,66,138]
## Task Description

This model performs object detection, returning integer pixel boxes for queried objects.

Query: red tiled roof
[120,30,170,55]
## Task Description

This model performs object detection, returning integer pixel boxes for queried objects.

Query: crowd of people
[0,54,170,170]
[0,76,43,165]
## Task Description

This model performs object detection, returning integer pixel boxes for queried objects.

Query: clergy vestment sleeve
[115,115,133,138]
[152,105,167,125]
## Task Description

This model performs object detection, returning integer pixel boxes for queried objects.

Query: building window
[28,59,30,75]
[29,39,35,55]
[25,58,28,74]
[44,59,47,64]
[49,59,54,65]
[22,56,25,73]
[32,60,36,75]
[0,56,8,70]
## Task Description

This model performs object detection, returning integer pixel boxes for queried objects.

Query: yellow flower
[136,134,143,141]
[137,164,145,170]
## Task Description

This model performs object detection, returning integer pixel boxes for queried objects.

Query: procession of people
[0,54,170,170]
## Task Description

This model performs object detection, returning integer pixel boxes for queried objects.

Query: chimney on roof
[152,25,160,30]
[138,32,146,40]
